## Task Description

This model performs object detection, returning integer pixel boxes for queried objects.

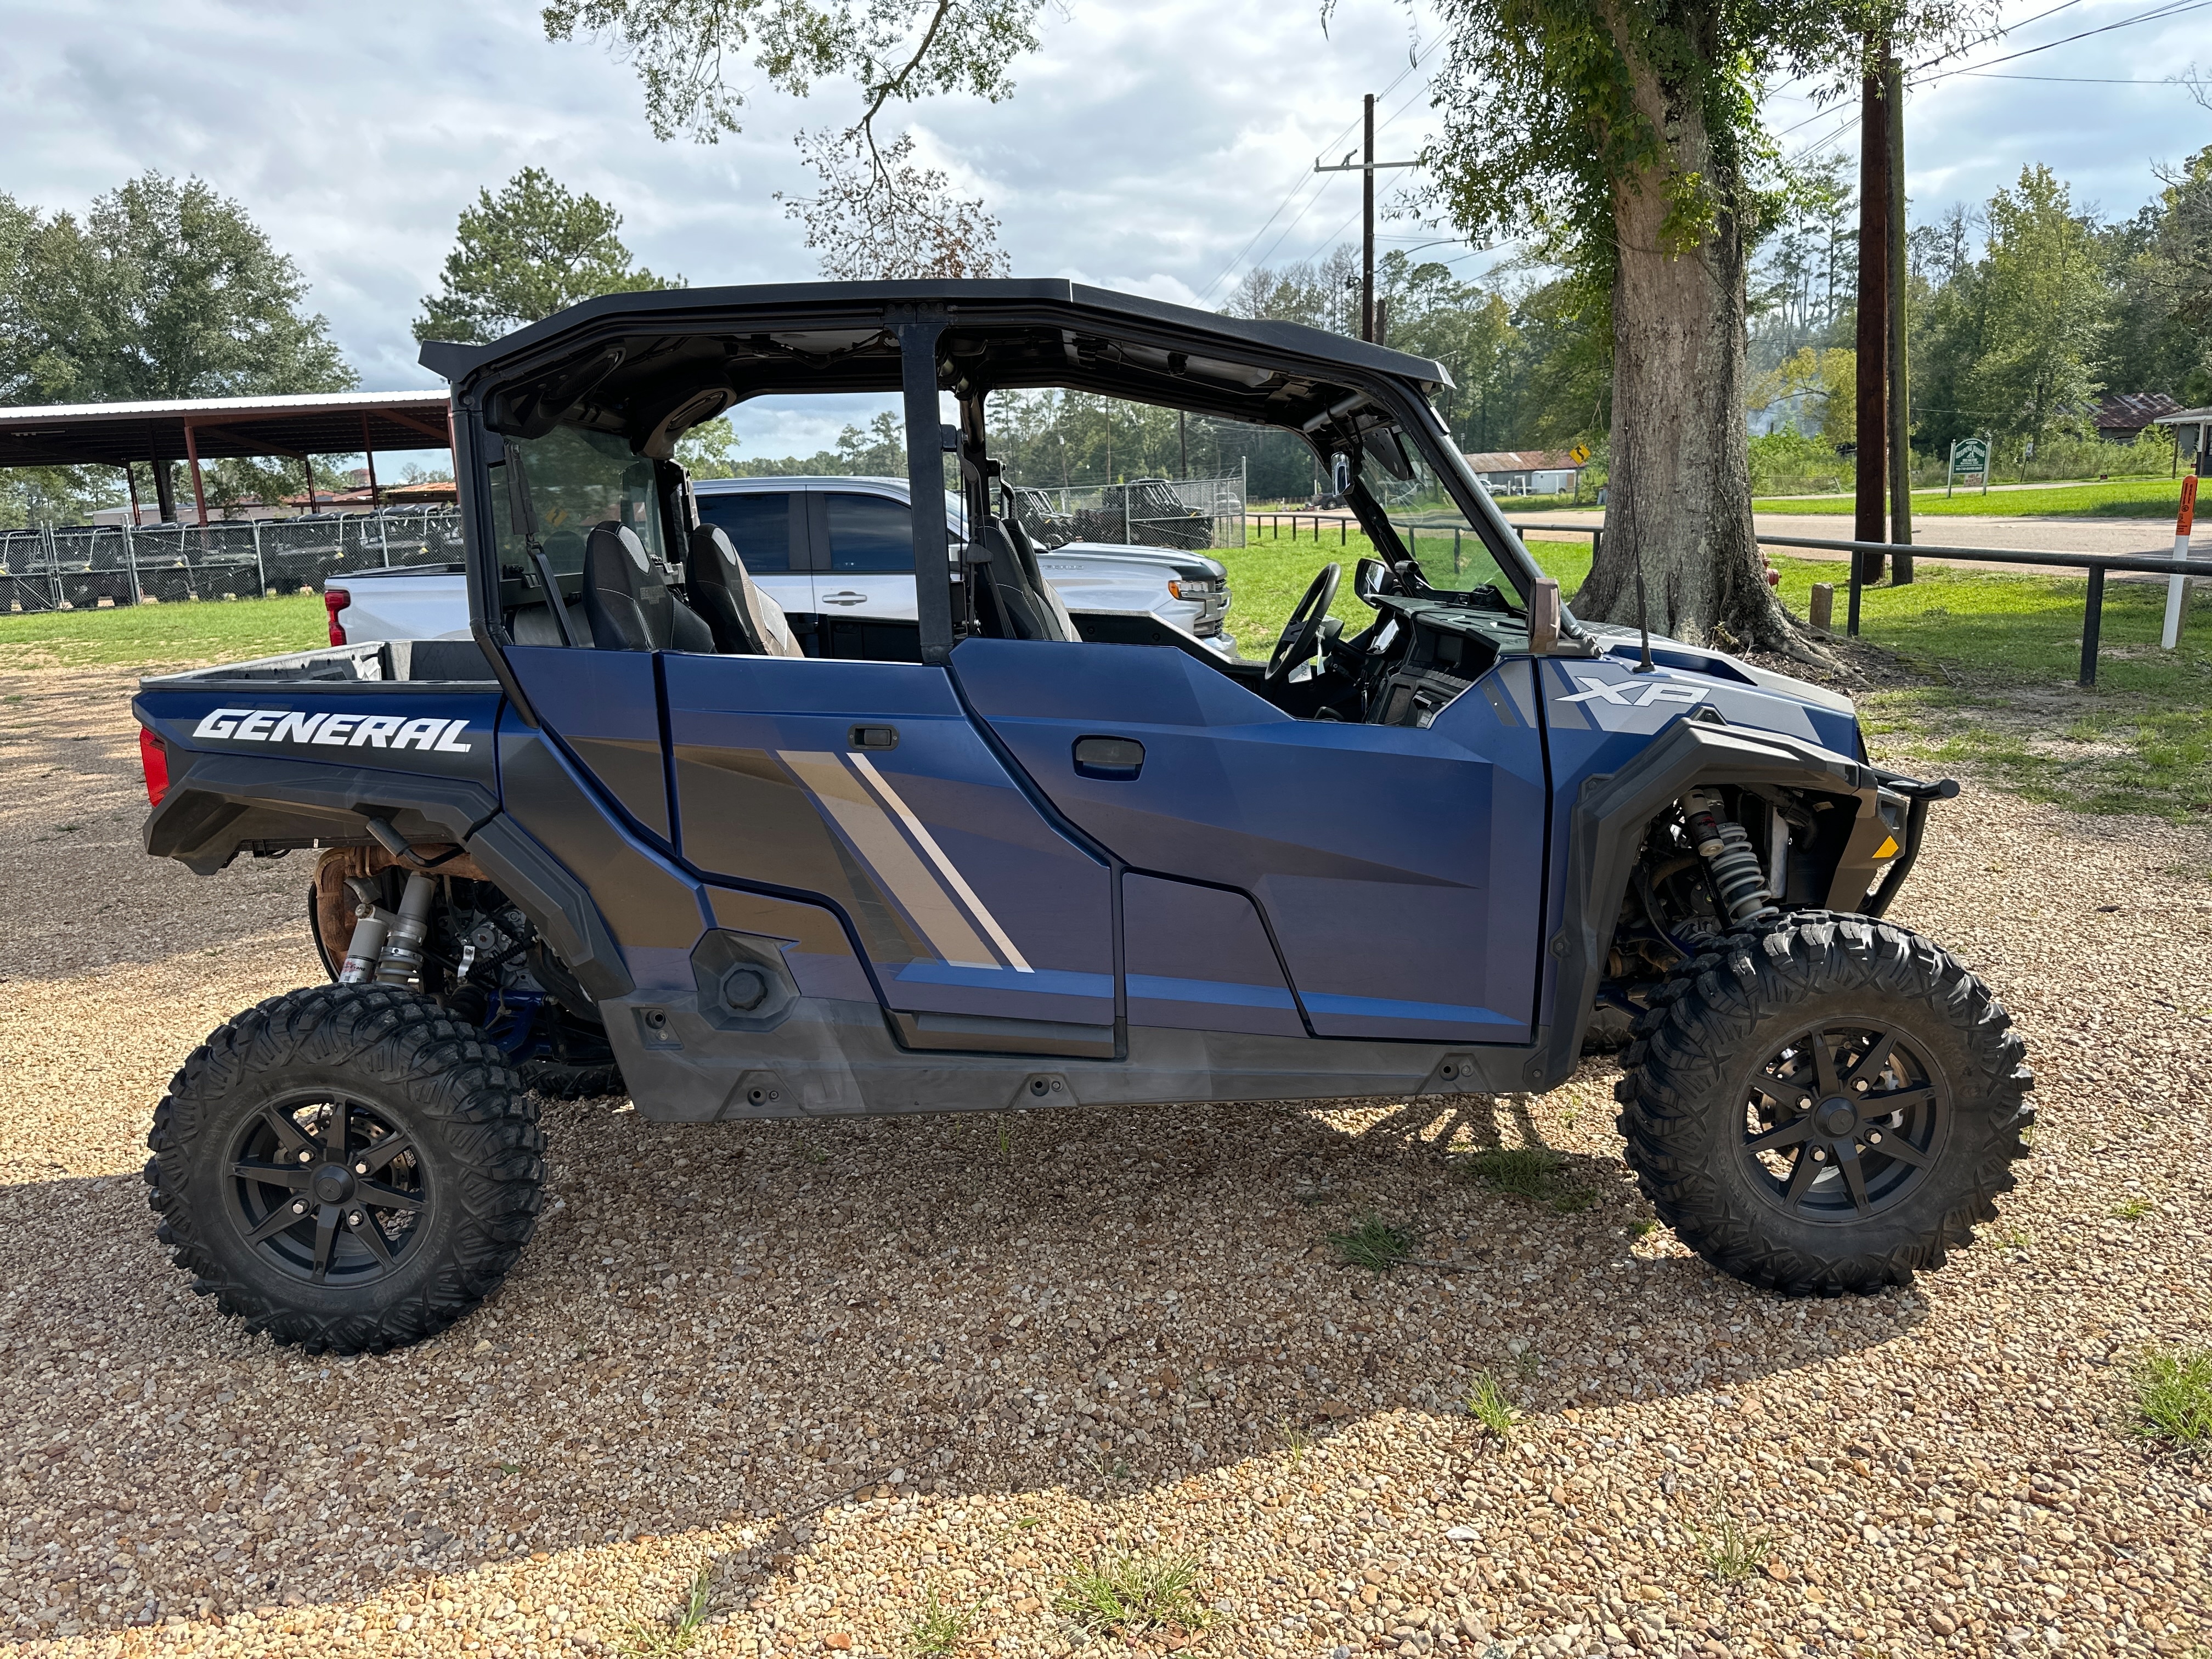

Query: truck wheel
[144,985,544,1353]
[1615,912,2032,1295]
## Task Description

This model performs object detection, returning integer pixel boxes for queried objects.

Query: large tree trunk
[1572,66,1801,654]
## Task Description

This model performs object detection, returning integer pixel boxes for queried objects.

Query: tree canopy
[413,167,678,343]
[0,171,354,406]
[0,172,356,528]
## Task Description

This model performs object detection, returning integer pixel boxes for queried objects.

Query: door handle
[1073,736,1144,780]
[821,590,867,606]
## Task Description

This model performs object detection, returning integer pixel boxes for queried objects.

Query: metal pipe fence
[1507,520,2211,688]
[0,510,464,613]
[1012,476,1246,551]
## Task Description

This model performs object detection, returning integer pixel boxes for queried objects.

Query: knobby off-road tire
[144,985,545,1353]
[1615,911,2033,1295]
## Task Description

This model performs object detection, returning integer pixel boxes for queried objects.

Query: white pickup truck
[326,474,1237,654]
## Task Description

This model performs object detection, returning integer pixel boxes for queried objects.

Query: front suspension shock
[1681,789,1779,926]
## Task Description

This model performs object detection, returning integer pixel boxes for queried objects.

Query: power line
[1256,76,1444,276]
[1911,0,2212,84]
[1195,33,1444,303]
[1771,0,2193,155]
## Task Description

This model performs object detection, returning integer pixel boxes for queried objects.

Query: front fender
[1539,719,1888,1086]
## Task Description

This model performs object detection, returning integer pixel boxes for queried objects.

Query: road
[1509,509,2186,561]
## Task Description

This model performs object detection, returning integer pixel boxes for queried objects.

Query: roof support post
[153,449,178,523]
[183,422,210,529]
[898,319,954,664]
[362,414,382,509]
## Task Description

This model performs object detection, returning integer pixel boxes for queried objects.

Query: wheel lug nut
[354,1163,369,1175]
[348,1211,365,1227]
[1811,1148,1827,1162]
[1854,1080,1868,1092]
[1867,1130,1883,1144]
[292,1200,308,1214]
[298,1150,312,1163]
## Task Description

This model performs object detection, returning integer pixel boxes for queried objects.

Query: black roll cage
[428,280,1577,696]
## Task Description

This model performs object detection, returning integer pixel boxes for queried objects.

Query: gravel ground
[1,665,2208,1659]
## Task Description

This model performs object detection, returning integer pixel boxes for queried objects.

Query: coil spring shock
[1681,789,1778,926]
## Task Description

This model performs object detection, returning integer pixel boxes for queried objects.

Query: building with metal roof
[0,389,454,525]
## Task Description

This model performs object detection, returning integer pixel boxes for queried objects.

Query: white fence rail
[0,511,465,611]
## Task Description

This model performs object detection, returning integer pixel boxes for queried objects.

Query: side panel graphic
[665,654,1114,1032]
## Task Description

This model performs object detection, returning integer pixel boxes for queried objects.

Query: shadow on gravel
[0,1081,1922,1639]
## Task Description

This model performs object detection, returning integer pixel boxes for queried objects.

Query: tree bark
[1574,77,1797,653]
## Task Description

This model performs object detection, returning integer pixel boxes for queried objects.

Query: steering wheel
[1267,562,1342,684]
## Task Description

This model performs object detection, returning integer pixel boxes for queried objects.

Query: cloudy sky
[3,0,2206,454]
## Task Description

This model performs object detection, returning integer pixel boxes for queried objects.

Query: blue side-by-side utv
[133,281,2031,1353]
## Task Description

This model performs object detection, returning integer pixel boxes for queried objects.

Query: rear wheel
[144,985,544,1353]
[1615,912,2033,1294]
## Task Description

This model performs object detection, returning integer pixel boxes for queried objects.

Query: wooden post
[1855,47,1890,585]
[183,422,210,528]
[1886,55,1913,585]
[363,414,382,509]
[2080,567,2106,687]
[1810,582,1835,631]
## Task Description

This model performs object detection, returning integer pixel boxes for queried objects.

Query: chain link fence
[0,510,465,612]
[1010,475,1246,552]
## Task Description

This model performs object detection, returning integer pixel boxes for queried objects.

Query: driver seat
[974,517,1079,642]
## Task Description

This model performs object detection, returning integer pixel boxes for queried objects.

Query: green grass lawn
[1482,477,2192,520]
[1223,527,2212,820]
[0,592,325,672]
[18,538,2212,823]
[1752,476,2188,520]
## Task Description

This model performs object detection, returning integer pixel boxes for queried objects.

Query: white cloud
[0,0,2197,402]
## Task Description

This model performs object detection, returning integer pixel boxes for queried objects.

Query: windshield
[489,425,665,577]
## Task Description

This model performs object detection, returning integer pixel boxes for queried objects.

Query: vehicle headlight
[1169,578,1221,599]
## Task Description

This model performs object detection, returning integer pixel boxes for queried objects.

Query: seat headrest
[584,521,674,650]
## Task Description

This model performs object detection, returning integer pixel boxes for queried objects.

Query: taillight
[138,727,170,806]
[324,587,349,646]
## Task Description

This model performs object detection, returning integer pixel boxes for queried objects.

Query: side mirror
[1352,556,1389,605]
[1528,577,1561,653]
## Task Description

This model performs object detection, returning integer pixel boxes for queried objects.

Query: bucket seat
[582,522,716,653]
[685,524,804,658]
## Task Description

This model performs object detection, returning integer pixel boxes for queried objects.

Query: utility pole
[1362,93,1375,342]
[1854,44,1890,585]
[1886,54,1914,584]
[1313,103,1418,346]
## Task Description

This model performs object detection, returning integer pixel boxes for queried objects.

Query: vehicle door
[950,637,1552,1045]
[806,487,918,620]
[693,486,815,620]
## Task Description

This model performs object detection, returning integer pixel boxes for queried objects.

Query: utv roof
[418,283,1451,396]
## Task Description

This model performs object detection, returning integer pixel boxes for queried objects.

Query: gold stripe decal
[847,753,1034,973]
[777,751,1000,969]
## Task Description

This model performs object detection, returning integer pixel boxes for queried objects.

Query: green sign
[1950,436,1989,475]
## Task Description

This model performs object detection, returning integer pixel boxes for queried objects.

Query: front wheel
[144,985,545,1353]
[1615,912,2033,1295]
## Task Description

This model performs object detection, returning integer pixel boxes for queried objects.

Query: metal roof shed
[0,390,454,524]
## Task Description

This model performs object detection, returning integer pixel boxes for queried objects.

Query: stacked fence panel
[1011,475,1246,554]
[1,511,466,612]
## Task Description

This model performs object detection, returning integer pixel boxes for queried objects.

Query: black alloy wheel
[223,1091,431,1286]
[1739,1019,1949,1221]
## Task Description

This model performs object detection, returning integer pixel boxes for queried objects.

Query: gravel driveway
[1,667,2207,1659]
